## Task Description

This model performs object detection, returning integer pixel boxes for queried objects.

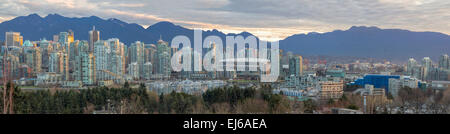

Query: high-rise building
[129,41,145,79]
[58,32,69,46]
[75,41,95,85]
[68,29,74,43]
[51,41,62,51]
[5,32,22,47]
[406,58,421,79]
[422,57,432,80]
[128,62,139,80]
[439,54,449,70]
[69,41,80,75]
[62,50,69,81]
[143,62,153,80]
[93,38,125,83]
[53,35,59,42]
[19,36,23,46]
[129,41,142,63]
[144,44,157,67]
[407,58,417,75]
[94,40,110,81]
[23,45,41,75]
[89,26,100,52]
[107,38,125,77]
[39,39,52,72]
[422,57,432,70]
[49,51,63,73]
[289,54,303,76]
[155,38,171,79]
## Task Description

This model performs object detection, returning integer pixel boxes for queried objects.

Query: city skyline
[0,0,449,41]
[1,13,449,62]
[2,26,448,114]
[2,26,448,84]
[2,0,450,128]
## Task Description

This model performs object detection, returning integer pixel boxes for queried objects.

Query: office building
[89,26,100,52]
[5,32,22,47]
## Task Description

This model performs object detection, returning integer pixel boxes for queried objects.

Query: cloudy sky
[0,0,449,41]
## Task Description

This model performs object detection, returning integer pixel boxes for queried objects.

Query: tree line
[1,82,293,114]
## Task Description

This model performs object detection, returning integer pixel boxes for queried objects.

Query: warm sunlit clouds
[0,0,449,41]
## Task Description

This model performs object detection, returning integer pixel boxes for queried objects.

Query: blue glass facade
[352,74,400,94]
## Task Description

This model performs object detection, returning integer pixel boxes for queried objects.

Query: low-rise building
[62,81,82,88]
[318,80,344,100]
[98,80,114,87]
[35,72,63,86]
[431,81,450,90]
[354,84,385,97]
[388,76,419,97]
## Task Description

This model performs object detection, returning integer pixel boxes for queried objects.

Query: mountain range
[0,13,449,61]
